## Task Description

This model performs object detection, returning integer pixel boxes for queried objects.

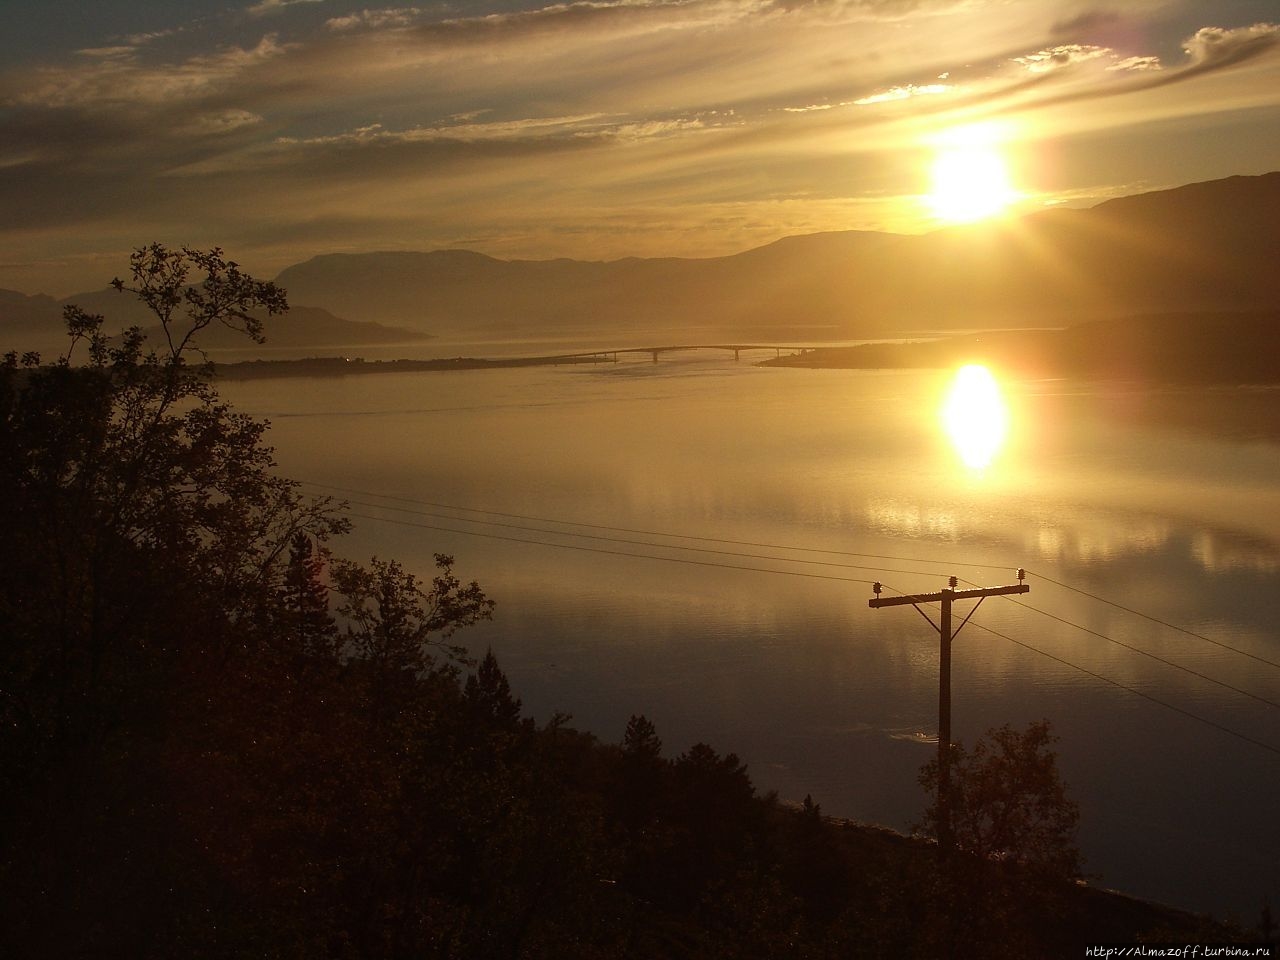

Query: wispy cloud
[994,22,1280,113]
[247,0,327,18]
[1014,44,1112,73]
[325,8,427,32]
[854,83,952,106]
[0,0,1277,295]
[1108,56,1162,72]
[8,34,290,108]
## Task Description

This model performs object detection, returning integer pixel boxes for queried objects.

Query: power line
[1026,567,1280,672]
[346,508,1280,760]
[305,478,1280,675]
[299,479,1009,570]
[963,617,1280,759]
[345,511,883,586]
[339,496,976,581]
[954,576,1280,712]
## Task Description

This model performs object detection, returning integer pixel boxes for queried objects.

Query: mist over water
[222,355,1280,919]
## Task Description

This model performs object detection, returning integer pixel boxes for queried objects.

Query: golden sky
[2,0,1278,295]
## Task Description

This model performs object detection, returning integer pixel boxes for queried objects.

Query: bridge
[547,344,820,364]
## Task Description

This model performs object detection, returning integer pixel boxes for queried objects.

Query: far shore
[205,310,1279,385]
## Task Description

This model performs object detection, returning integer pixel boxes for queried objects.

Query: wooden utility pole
[868,571,1029,854]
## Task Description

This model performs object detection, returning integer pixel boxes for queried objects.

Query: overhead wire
[953,577,1280,712]
[873,583,1280,758]
[344,511,884,586]
[317,483,1280,757]
[299,479,1012,571]
[338,495,985,581]
[305,478,1279,676]
[1025,567,1280,671]
[963,618,1280,759]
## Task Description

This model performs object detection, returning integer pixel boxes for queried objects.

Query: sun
[925,124,1020,224]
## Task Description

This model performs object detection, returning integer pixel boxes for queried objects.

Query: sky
[2,0,1279,295]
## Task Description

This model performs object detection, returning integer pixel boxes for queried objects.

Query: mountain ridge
[273,171,1280,340]
[0,286,431,358]
[5,172,1277,354]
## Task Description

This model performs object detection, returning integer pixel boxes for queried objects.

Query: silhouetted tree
[465,649,524,728]
[915,720,1083,959]
[623,714,663,761]
[0,246,499,959]
[279,531,336,655]
[331,554,492,672]
[918,719,1081,879]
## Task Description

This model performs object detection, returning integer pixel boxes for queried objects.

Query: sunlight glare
[925,123,1020,223]
[941,364,1009,469]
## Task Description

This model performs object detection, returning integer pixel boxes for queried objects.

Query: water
[222,354,1280,921]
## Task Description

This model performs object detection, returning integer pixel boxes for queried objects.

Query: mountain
[7,172,1277,354]
[275,172,1280,340]
[0,286,430,358]
[275,232,905,341]
[0,289,65,357]
[764,310,1280,387]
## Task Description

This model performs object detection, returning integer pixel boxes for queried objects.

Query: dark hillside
[275,172,1280,339]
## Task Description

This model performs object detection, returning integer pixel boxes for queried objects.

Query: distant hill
[275,172,1280,340]
[7,172,1277,353]
[274,231,907,341]
[0,289,64,357]
[0,286,430,359]
[762,311,1280,385]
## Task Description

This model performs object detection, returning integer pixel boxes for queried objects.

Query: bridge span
[555,344,820,363]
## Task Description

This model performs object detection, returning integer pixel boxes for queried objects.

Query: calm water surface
[222,355,1280,919]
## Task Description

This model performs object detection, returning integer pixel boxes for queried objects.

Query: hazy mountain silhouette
[276,172,1280,340]
[0,289,64,355]
[0,286,430,357]
[5,172,1276,354]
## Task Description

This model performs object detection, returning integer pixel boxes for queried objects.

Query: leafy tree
[109,242,287,360]
[918,719,1082,879]
[331,553,493,672]
[0,245,502,958]
[0,244,348,797]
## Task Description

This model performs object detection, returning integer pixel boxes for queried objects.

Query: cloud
[1182,23,1280,71]
[1015,22,1280,106]
[124,28,187,46]
[1108,55,1161,72]
[905,21,1278,129]
[7,34,290,109]
[247,0,326,18]
[325,8,426,32]
[1014,44,1112,73]
[266,110,716,153]
[183,109,265,134]
[2,0,1278,295]
[853,83,951,105]
[274,113,615,146]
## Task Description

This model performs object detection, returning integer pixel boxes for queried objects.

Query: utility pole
[868,571,1029,855]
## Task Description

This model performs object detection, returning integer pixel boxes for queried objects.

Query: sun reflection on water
[941,364,1009,469]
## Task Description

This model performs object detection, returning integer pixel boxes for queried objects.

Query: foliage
[918,719,1082,879]
[331,553,493,670]
[109,242,288,360]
